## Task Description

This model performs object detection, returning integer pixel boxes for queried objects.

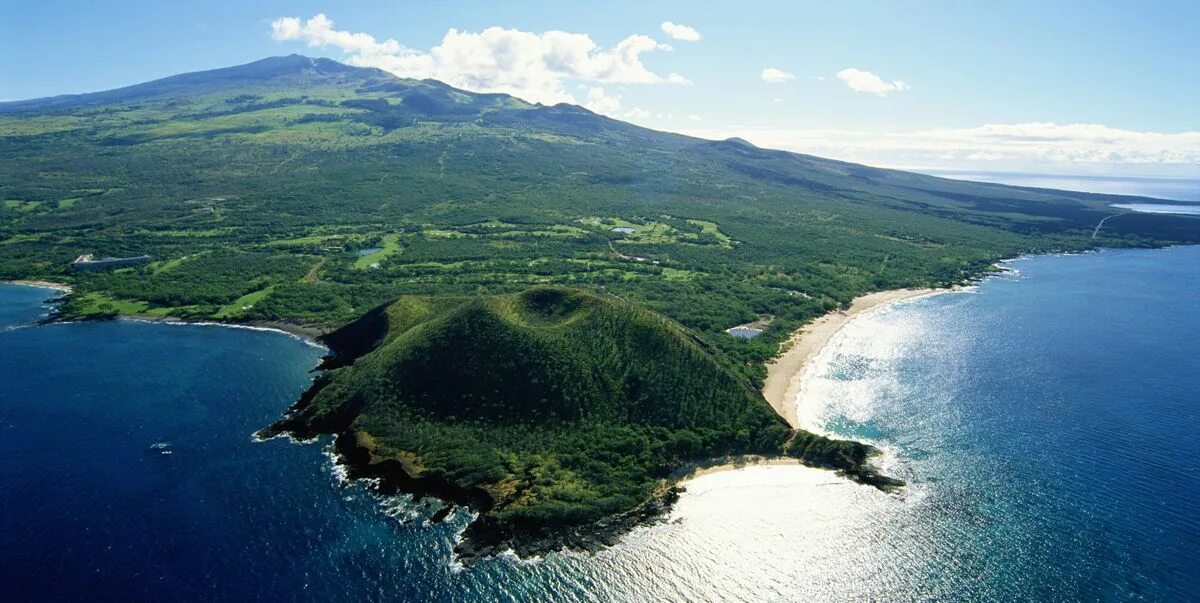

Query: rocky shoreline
[331,430,682,564]
[256,307,906,564]
[38,310,327,346]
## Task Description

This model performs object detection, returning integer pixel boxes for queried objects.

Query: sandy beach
[672,455,806,482]
[761,288,944,428]
[5,279,73,293]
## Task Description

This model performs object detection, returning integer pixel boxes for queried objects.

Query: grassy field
[352,232,402,269]
[215,285,276,318]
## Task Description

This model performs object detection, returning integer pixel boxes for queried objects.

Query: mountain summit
[0,55,392,113]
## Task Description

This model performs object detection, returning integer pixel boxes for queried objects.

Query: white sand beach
[761,288,944,427]
[6,280,73,293]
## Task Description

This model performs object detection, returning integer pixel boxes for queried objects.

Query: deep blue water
[800,246,1200,600]
[2,246,1198,601]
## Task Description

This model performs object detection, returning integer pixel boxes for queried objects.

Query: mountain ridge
[0,55,395,113]
[3,53,1196,210]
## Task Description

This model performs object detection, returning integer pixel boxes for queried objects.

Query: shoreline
[761,288,951,428]
[671,455,805,482]
[0,280,325,345]
[3,279,73,293]
[121,314,328,348]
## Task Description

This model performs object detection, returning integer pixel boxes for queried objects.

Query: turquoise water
[2,246,1198,600]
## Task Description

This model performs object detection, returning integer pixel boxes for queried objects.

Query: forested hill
[262,287,894,561]
[2,54,1198,382]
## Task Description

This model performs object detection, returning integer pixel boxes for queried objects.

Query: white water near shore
[119,317,328,350]
[790,290,968,438]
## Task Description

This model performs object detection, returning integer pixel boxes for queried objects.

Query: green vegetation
[265,287,886,560]
[352,232,402,269]
[215,285,276,318]
[62,291,150,317]
[3,57,1195,376]
[2,54,1198,558]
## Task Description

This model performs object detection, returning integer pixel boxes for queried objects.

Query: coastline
[121,314,328,347]
[761,288,949,428]
[4,279,73,293]
[0,280,325,345]
[671,455,805,481]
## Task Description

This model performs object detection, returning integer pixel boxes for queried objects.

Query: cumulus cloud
[660,21,701,41]
[583,87,622,115]
[760,68,795,83]
[270,14,689,106]
[836,68,909,96]
[677,122,1200,174]
[622,108,651,120]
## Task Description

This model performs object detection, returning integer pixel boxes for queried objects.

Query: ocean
[918,170,1200,202]
[2,246,1198,601]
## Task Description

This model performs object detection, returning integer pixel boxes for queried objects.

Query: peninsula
[260,287,900,561]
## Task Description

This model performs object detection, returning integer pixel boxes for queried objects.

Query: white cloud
[270,13,689,106]
[677,122,1200,175]
[773,97,785,103]
[836,68,909,96]
[660,21,701,41]
[760,67,795,83]
[583,87,622,115]
[623,108,651,120]
[688,114,703,121]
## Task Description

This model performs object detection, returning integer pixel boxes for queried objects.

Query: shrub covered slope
[265,287,886,560]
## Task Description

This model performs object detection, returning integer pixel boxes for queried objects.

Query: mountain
[3,56,1199,557]
[0,55,389,114]
[261,286,890,561]
[4,54,1198,372]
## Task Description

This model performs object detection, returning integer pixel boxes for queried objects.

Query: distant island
[2,55,1198,561]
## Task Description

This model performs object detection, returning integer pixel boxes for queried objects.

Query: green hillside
[263,287,888,560]
[4,55,1200,559]
[3,56,1198,386]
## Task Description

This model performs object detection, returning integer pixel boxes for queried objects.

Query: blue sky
[3,0,1198,176]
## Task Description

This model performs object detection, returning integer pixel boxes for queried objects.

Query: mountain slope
[0,55,391,114]
[4,54,1198,560]
[262,287,888,560]
[3,55,1197,379]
